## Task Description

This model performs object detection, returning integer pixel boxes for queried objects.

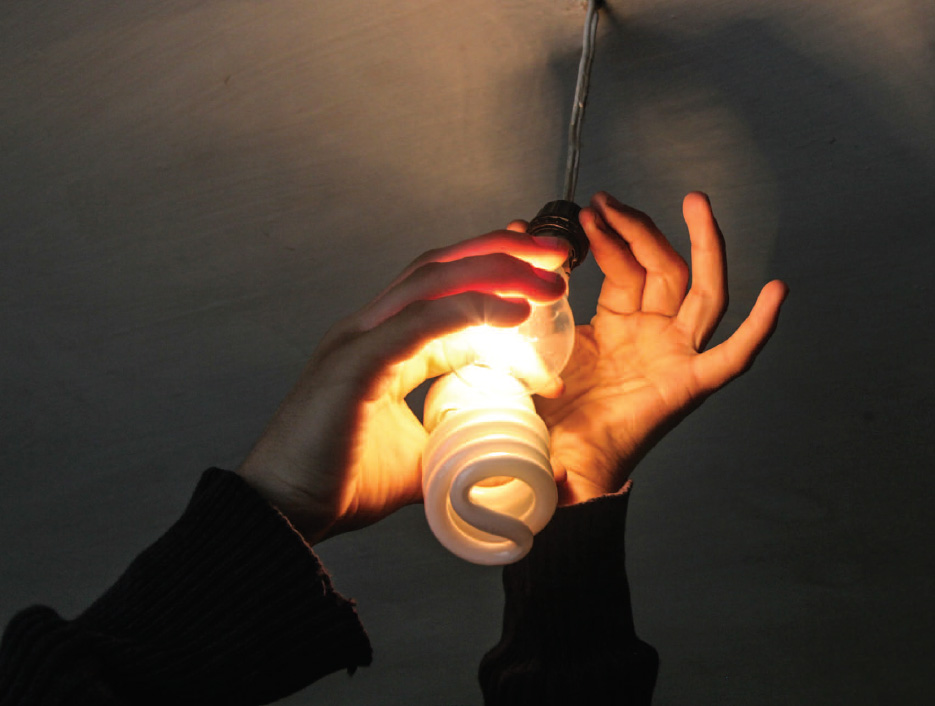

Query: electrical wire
[562,0,601,202]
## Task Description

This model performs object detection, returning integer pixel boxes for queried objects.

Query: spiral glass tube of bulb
[422,264,575,565]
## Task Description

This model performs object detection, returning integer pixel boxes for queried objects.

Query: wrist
[555,459,635,506]
[235,461,336,546]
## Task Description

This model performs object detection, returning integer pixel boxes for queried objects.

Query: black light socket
[527,200,589,269]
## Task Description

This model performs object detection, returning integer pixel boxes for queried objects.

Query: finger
[535,375,565,399]
[384,229,569,294]
[692,280,788,392]
[675,192,729,349]
[506,219,529,233]
[357,253,566,330]
[550,454,567,486]
[342,292,532,386]
[580,206,645,314]
[591,192,689,316]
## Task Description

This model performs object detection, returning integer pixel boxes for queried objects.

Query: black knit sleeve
[0,468,372,706]
[479,485,658,705]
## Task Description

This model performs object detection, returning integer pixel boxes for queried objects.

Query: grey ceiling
[2,1,934,703]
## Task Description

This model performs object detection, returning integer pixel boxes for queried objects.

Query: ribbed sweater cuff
[479,485,658,705]
[1,469,371,706]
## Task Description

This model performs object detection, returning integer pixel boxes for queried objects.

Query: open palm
[536,192,788,505]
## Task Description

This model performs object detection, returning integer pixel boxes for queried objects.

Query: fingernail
[532,235,569,251]
[604,193,625,209]
[591,210,610,232]
[533,268,566,290]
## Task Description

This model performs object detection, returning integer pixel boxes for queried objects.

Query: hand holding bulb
[237,191,786,555]
[236,230,570,545]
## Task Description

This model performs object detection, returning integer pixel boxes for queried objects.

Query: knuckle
[407,247,444,273]
[406,297,435,318]
[736,356,755,377]
[454,252,528,284]
[631,210,655,228]
[732,348,756,377]
[317,315,360,351]
[668,258,690,290]
[448,291,491,324]
[484,251,520,271]
[489,251,533,276]
[619,206,657,232]
[674,257,690,281]
[410,259,448,286]
[414,297,446,326]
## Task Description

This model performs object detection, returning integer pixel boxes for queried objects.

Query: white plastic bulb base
[422,372,558,565]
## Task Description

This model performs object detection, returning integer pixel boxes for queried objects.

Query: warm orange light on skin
[445,324,554,393]
[443,273,574,397]
[515,248,569,272]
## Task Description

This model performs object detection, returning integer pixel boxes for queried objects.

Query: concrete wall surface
[1,0,933,703]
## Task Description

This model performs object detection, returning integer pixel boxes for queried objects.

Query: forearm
[479,484,657,705]
[0,469,371,706]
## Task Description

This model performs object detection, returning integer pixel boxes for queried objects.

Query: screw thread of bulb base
[422,378,558,565]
